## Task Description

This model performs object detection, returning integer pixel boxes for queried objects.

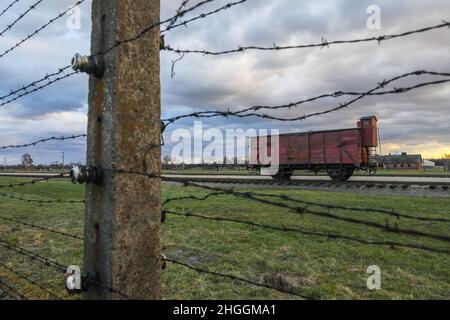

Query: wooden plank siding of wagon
[286,134,306,165]
[340,129,361,165]
[324,131,341,164]
[307,133,311,166]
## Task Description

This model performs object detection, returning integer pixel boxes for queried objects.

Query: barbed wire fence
[0,0,91,300]
[0,0,449,300]
[0,0,45,37]
[0,0,20,20]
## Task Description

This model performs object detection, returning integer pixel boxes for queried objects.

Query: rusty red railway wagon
[250,116,379,182]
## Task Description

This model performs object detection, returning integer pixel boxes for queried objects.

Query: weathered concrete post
[83,0,162,300]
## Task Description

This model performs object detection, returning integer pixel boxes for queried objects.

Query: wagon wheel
[328,169,343,182]
[272,170,293,181]
[342,172,353,181]
[328,169,352,182]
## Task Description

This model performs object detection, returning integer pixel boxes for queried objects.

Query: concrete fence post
[83,0,162,300]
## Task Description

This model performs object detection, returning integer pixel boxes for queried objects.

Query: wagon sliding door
[324,131,341,164]
[309,133,325,164]
[287,135,308,165]
[339,130,362,165]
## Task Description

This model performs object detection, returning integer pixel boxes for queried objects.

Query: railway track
[1,173,449,191]
[163,175,450,191]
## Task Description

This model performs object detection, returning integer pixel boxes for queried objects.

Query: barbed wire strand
[0,65,72,102]
[107,169,450,243]
[163,190,450,223]
[164,209,450,254]
[0,215,83,240]
[96,0,216,56]
[163,70,450,126]
[82,277,131,300]
[165,257,314,299]
[0,0,224,106]
[0,71,79,108]
[0,261,62,300]
[264,193,450,223]
[0,0,20,20]
[167,0,192,29]
[0,239,131,300]
[0,174,65,189]
[0,0,45,37]
[0,133,86,150]
[0,277,27,300]
[7,163,443,221]
[0,239,67,271]
[96,0,247,57]
[162,0,249,37]
[163,177,450,243]
[93,169,450,238]
[162,191,229,206]
[0,0,88,59]
[0,0,219,105]
[259,79,450,122]
[0,283,18,300]
[163,21,450,56]
[0,192,84,204]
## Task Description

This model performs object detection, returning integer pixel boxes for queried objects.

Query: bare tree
[21,153,33,169]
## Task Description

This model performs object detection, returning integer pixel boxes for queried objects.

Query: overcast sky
[0,0,449,165]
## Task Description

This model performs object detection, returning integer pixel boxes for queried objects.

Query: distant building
[423,160,435,170]
[373,152,423,170]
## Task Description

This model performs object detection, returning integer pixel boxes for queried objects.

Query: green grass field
[0,176,449,300]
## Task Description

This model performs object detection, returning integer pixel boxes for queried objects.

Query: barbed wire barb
[0,192,85,204]
[164,209,450,254]
[162,70,450,126]
[0,174,65,189]
[0,65,72,103]
[163,190,450,223]
[162,21,450,56]
[165,257,314,299]
[0,215,83,240]
[163,178,450,243]
[0,239,130,299]
[0,277,27,300]
[95,0,247,57]
[0,262,63,300]
[0,0,45,37]
[167,0,192,29]
[0,0,88,60]
[0,71,79,108]
[0,133,86,150]
[0,0,20,20]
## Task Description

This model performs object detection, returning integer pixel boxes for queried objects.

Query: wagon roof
[360,115,378,121]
